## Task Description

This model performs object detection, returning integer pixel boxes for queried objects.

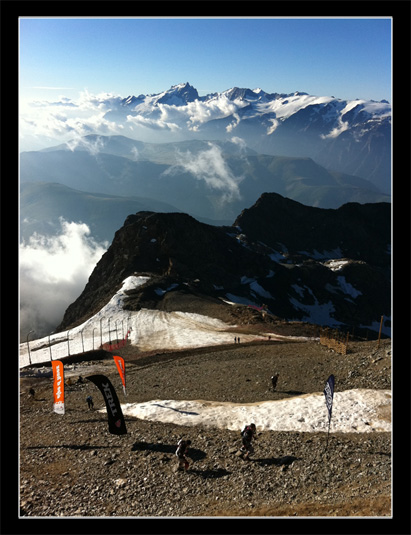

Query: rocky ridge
[56,194,391,339]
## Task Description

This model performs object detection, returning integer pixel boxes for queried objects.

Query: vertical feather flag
[323,374,335,451]
[86,375,127,435]
[52,360,65,415]
[113,356,127,397]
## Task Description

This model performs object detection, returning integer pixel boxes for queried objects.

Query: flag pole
[323,374,335,455]
[325,416,331,453]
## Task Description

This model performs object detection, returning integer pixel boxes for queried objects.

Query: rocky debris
[19,338,391,517]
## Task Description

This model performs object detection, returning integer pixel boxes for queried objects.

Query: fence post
[377,315,384,348]
[48,332,54,361]
[26,330,35,366]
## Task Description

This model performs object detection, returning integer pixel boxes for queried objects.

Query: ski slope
[19,276,296,368]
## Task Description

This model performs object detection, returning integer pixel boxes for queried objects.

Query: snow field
[20,276,283,368]
[102,389,391,434]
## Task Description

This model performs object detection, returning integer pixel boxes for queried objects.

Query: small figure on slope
[240,423,257,460]
[175,438,191,471]
[271,373,279,392]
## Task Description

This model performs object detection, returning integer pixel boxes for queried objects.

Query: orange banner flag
[113,356,126,396]
[52,360,65,414]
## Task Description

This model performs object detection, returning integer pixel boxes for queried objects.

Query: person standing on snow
[240,423,257,460]
[175,438,191,471]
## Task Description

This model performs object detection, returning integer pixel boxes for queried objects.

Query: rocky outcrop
[234,193,391,270]
[56,194,391,336]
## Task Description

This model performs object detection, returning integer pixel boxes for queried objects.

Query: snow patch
[113,389,391,434]
[249,281,273,300]
[20,275,275,367]
[154,283,179,296]
[289,293,343,327]
[336,276,362,298]
[224,293,260,308]
[323,259,351,271]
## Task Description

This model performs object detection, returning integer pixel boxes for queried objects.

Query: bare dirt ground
[19,336,392,519]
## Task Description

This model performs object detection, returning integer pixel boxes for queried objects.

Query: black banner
[86,375,127,435]
[323,374,335,422]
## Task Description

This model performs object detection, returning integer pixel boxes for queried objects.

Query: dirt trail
[19,338,391,518]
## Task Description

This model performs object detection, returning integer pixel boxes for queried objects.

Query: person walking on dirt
[240,423,257,460]
[86,395,94,410]
[271,373,279,391]
[175,438,191,471]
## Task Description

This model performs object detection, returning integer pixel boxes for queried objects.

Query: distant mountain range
[20,134,390,242]
[20,82,391,246]
[20,182,182,244]
[100,82,392,194]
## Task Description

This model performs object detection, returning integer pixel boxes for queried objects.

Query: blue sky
[19,17,392,103]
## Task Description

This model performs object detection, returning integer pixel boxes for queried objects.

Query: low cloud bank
[19,90,247,151]
[19,218,107,339]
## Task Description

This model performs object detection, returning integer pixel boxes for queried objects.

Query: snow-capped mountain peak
[34,82,393,193]
[152,82,200,106]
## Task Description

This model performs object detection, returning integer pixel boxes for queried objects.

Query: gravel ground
[19,338,392,518]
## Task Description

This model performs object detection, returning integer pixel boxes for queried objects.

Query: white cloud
[267,118,280,135]
[20,91,126,149]
[126,113,181,132]
[226,112,240,132]
[19,90,251,150]
[320,118,349,139]
[164,143,243,202]
[230,136,247,152]
[65,135,106,155]
[76,90,123,111]
[19,219,108,338]
[130,146,139,160]
[186,95,246,129]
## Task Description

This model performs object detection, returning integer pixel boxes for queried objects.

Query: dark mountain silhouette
[56,193,391,337]
[234,192,391,271]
